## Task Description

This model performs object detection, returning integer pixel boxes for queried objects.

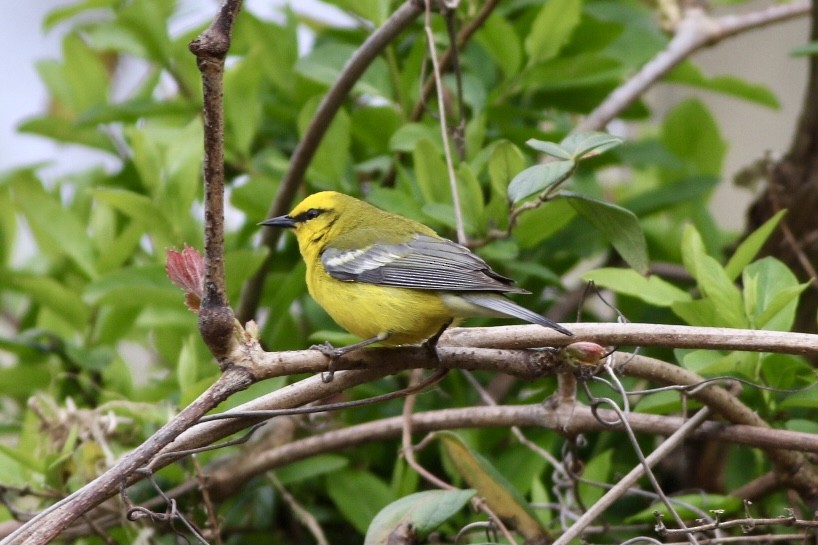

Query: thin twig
[424,0,467,244]
[401,369,455,490]
[269,474,329,545]
[192,455,223,545]
[551,407,712,545]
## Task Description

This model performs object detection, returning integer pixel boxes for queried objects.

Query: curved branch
[236,0,423,323]
[623,353,818,504]
[577,1,810,132]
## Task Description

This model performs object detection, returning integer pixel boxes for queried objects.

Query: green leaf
[488,141,526,196]
[6,273,90,328]
[275,454,349,486]
[514,198,576,248]
[661,98,726,176]
[326,469,393,534]
[561,193,649,274]
[84,265,179,307]
[526,139,572,160]
[508,161,575,203]
[13,181,97,279]
[743,257,806,331]
[578,449,613,506]
[295,43,391,98]
[225,49,264,159]
[439,432,547,542]
[413,138,450,205]
[724,209,786,281]
[476,14,522,77]
[93,188,174,241]
[583,268,691,307]
[298,97,351,186]
[559,131,623,159]
[666,61,779,108]
[525,0,583,65]
[364,489,476,545]
[389,123,442,152]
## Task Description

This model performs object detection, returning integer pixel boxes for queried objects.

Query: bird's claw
[310,342,341,382]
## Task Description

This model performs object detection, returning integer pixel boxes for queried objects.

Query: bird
[260,191,572,369]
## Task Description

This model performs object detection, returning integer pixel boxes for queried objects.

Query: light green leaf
[525,0,583,65]
[413,138,450,205]
[508,160,575,203]
[662,98,726,176]
[488,141,526,196]
[6,273,90,328]
[365,490,476,545]
[93,188,174,240]
[176,335,198,400]
[14,182,97,279]
[526,139,572,160]
[476,14,521,76]
[578,449,612,506]
[583,268,691,307]
[743,257,806,331]
[560,131,623,159]
[724,209,786,281]
[562,193,649,274]
[389,123,442,152]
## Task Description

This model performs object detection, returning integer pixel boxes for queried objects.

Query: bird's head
[260,191,361,254]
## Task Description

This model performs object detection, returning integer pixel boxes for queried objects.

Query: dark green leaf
[561,193,649,273]
[326,469,392,534]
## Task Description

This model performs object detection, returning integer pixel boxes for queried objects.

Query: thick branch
[235,0,423,323]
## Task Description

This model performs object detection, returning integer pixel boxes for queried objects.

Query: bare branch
[187,0,244,360]
[577,1,810,132]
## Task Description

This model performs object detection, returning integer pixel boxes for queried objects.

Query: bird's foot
[422,320,453,365]
[309,342,343,383]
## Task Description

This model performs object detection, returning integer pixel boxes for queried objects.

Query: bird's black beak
[259,215,296,228]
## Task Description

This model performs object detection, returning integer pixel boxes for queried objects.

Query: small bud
[562,341,606,367]
[166,245,205,312]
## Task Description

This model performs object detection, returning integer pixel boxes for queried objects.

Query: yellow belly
[307,264,454,345]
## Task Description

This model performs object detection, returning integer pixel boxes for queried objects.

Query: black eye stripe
[292,208,324,223]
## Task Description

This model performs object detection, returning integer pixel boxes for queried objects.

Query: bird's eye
[305,208,322,220]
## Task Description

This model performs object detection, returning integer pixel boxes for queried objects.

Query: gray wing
[321,233,527,293]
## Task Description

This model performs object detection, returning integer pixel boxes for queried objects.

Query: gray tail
[461,294,573,336]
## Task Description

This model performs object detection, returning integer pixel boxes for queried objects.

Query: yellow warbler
[261,191,572,357]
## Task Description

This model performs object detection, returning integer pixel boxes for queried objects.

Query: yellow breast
[306,259,454,345]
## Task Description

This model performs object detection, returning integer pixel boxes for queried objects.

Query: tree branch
[188,0,244,360]
[577,1,810,132]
